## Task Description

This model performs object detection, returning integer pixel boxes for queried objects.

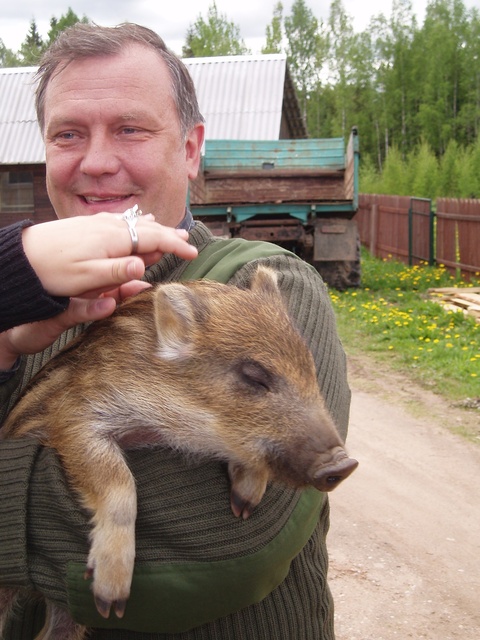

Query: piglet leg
[228,462,269,519]
[57,433,137,620]
[0,587,20,638]
[36,603,88,640]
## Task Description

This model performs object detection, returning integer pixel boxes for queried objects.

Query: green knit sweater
[0,222,351,639]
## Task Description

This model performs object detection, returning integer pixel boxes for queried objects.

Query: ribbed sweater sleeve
[0,439,40,585]
[0,221,69,333]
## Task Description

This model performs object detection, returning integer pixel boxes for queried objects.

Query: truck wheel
[312,260,358,291]
[312,236,361,291]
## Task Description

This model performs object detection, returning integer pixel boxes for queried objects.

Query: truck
[189,127,360,290]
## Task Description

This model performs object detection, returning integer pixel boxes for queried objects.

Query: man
[0,23,351,639]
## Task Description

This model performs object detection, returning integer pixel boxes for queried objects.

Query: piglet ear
[153,284,198,361]
[249,266,280,297]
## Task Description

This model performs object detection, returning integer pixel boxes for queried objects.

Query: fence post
[429,205,435,266]
[408,202,413,266]
[370,203,378,257]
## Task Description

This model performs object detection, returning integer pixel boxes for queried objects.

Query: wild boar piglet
[0,265,357,639]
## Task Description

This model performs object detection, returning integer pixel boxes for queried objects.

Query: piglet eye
[237,360,273,392]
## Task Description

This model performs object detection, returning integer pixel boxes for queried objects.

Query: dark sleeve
[0,221,69,333]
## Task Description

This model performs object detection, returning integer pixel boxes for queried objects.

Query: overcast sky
[2,0,479,55]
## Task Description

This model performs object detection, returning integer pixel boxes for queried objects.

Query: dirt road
[328,355,480,640]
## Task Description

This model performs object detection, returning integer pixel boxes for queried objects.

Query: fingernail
[94,298,114,312]
[127,259,144,279]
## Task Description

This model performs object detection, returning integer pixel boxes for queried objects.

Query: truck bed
[190,132,358,210]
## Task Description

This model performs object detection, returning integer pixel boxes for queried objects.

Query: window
[0,171,34,212]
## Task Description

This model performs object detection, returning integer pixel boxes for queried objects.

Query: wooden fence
[356,194,480,279]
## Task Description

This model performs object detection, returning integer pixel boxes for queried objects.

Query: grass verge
[328,250,480,404]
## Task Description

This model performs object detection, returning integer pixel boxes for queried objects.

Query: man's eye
[56,132,76,140]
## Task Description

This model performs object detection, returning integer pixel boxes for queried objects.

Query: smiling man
[0,22,352,640]
[41,43,203,227]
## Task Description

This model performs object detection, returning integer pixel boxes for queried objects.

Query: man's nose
[80,134,121,176]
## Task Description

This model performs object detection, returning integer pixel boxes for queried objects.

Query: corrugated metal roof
[186,54,286,140]
[0,67,45,163]
[0,54,298,165]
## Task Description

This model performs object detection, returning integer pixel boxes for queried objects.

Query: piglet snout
[313,455,358,492]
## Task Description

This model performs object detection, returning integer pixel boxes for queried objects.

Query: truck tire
[313,260,360,291]
[312,235,361,291]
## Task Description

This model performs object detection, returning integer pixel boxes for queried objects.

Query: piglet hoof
[114,599,127,619]
[314,457,358,492]
[93,595,127,620]
[230,491,255,520]
[84,567,111,618]
[85,520,135,620]
[94,596,113,620]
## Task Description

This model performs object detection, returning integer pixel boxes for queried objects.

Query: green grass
[328,249,480,403]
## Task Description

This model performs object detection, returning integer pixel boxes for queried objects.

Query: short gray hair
[35,22,204,139]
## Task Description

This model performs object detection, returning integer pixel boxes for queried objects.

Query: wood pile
[428,287,480,323]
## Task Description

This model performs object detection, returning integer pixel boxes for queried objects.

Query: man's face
[43,44,204,226]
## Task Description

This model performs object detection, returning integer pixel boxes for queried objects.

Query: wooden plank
[452,293,480,305]
[204,168,344,180]
[428,287,480,295]
[449,297,477,309]
[203,139,346,171]
[428,287,480,322]
[201,174,346,204]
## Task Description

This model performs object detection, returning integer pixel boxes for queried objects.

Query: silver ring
[121,204,143,254]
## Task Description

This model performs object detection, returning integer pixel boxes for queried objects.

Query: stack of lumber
[428,287,480,323]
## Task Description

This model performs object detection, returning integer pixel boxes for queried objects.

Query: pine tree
[47,7,89,46]
[18,19,44,65]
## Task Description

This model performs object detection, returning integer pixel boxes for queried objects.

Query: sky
[1,0,479,55]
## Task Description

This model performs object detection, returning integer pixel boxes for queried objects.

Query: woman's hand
[21,213,198,298]
[1,212,199,370]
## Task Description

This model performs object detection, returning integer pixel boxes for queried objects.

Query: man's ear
[185,122,205,180]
